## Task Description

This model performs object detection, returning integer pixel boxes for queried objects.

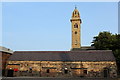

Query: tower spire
[75,5,77,9]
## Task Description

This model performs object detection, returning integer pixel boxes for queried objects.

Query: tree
[92,32,120,50]
[91,31,120,73]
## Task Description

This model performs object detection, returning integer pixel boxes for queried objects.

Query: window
[74,11,76,14]
[75,31,77,34]
[29,67,32,73]
[64,70,68,74]
[74,23,78,28]
[46,69,50,73]
[78,13,79,16]
[84,70,87,74]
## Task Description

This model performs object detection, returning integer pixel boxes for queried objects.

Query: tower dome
[72,7,80,18]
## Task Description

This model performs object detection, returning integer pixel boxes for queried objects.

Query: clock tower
[70,7,82,49]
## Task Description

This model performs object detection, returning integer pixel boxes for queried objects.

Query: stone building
[6,51,117,78]
[5,7,117,78]
[0,46,13,76]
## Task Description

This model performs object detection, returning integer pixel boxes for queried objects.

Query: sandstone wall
[6,61,117,78]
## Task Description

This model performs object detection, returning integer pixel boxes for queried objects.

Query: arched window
[74,23,78,28]
[75,11,77,14]
[78,12,80,17]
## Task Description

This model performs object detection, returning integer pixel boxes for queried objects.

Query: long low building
[6,50,117,78]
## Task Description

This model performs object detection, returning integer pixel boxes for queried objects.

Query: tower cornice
[70,19,82,23]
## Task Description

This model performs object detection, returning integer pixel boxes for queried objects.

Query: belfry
[70,7,82,49]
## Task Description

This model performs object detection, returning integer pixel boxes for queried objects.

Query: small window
[64,70,68,74]
[64,68,68,74]
[78,13,79,16]
[29,67,32,73]
[74,23,78,28]
[75,31,77,34]
[46,69,50,73]
[75,11,77,14]
[84,70,87,74]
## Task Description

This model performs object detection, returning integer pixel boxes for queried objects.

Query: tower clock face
[74,23,78,28]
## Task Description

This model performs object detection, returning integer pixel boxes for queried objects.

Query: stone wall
[6,61,117,78]
[2,52,12,76]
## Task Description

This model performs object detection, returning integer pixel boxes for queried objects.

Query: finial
[75,5,77,9]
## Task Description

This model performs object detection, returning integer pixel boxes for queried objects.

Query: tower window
[74,23,78,28]
[75,11,77,14]
[78,13,80,16]
[75,31,77,34]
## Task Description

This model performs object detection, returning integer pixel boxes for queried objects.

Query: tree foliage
[91,31,120,62]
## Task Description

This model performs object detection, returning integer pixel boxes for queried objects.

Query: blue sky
[2,2,118,51]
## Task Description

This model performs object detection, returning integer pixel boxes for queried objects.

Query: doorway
[103,68,109,77]
[7,70,14,77]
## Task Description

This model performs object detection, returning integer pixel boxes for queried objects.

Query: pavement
[1,77,119,80]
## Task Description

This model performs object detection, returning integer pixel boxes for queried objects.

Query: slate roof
[8,50,115,61]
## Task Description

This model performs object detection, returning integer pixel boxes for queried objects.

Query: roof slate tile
[8,50,115,61]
